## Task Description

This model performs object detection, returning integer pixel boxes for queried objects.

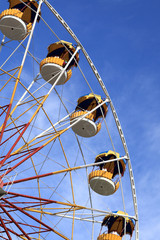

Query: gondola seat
[70,111,101,137]
[89,170,119,196]
[0,9,32,40]
[40,57,72,85]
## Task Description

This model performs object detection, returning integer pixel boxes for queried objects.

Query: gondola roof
[102,211,135,237]
[47,40,79,63]
[95,151,126,177]
[76,93,108,120]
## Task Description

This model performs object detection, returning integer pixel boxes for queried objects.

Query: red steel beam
[7,191,59,204]
[0,103,12,144]
[7,192,80,210]
[0,124,26,147]
[0,235,8,240]
[2,144,43,177]
[4,170,56,186]
[0,122,30,168]
[0,224,29,239]
[0,147,36,168]
[0,105,9,117]
[0,147,36,159]
[4,218,48,231]
[0,202,31,240]
[1,123,26,133]
[0,216,12,240]
[3,198,69,240]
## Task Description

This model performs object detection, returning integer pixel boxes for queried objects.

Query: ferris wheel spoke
[4,214,51,240]
[0,122,30,168]
[0,1,43,139]
[0,147,37,168]
[0,226,24,239]
[0,104,12,144]
[0,124,26,148]
[0,130,66,176]
[3,192,116,218]
[3,155,126,186]
[0,202,31,240]
[0,216,12,240]
[6,97,109,161]
[0,220,48,240]
[1,146,43,178]
[0,236,8,240]
[2,197,69,240]
[0,67,22,132]
[0,105,9,117]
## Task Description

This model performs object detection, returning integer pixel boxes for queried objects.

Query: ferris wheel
[0,1,138,240]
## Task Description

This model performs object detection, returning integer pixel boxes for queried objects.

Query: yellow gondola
[40,40,79,85]
[0,0,41,40]
[70,93,108,137]
[97,211,135,240]
[89,150,126,195]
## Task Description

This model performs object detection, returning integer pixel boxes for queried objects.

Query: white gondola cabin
[0,0,40,40]
[70,93,108,137]
[89,150,126,195]
[40,40,79,85]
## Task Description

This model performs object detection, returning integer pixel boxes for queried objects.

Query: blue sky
[0,0,160,239]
